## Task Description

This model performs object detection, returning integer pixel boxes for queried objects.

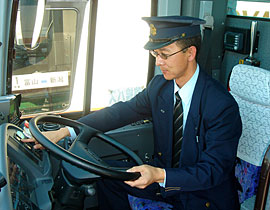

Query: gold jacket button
[158,152,162,156]
[205,202,210,208]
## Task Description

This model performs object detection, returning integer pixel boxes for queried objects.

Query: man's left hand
[124,164,165,189]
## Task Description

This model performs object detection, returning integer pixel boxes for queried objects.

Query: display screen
[226,33,235,44]
[8,95,21,125]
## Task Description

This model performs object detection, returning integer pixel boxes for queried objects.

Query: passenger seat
[229,64,270,210]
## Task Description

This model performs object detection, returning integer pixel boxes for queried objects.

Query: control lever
[249,21,257,59]
[0,172,7,190]
[244,21,260,66]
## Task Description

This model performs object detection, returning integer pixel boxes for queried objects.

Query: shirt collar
[174,64,199,102]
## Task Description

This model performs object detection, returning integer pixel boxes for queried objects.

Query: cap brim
[144,40,175,50]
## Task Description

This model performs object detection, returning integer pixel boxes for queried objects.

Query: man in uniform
[25,16,242,209]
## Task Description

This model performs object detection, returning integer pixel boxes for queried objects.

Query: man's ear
[188,46,197,62]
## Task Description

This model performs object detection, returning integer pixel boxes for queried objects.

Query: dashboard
[0,119,154,210]
[0,123,53,210]
[0,94,154,209]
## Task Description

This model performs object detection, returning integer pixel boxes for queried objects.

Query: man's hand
[124,164,165,189]
[21,127,70,149]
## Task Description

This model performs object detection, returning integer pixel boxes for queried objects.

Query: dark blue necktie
[172,92,183,168]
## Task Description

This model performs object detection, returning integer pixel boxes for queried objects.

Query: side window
[227,0,270,18]
[12,0,152,115]
[90,0,151,110]
[12,6,77,115]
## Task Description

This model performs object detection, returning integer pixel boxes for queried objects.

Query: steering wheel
[29,115,142,181]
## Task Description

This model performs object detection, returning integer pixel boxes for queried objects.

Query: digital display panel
[226,33,235,44]
[8,95,21,125]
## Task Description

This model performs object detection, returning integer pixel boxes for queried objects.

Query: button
[158,152,162,156]
[24,121,29,128]
[205,202,210,208]
[16,131,24,139]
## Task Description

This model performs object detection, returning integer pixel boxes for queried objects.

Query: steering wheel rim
[29,115,142,181]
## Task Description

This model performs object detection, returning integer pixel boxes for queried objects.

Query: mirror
[227,0,270,18]
[18,0,45,49]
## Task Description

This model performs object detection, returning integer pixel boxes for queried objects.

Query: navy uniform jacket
[79,68,242,209]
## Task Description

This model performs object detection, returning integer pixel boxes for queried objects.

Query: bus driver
[23,16,242,210]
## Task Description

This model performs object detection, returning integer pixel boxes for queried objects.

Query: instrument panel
[0,123,53,210]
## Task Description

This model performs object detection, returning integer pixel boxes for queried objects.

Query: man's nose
[155,56,165,66]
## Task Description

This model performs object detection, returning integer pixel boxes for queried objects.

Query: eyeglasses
[150,46,190,60]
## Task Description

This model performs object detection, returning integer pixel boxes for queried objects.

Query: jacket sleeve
[77,76,163,132]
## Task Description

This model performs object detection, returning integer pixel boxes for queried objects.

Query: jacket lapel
[180,69,207,165]
[156,81,174,165]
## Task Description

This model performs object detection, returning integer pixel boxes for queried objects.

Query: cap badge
[181,33,186,38]
[150,24,157,36]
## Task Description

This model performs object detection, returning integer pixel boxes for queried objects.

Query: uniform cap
[142,16,206,50]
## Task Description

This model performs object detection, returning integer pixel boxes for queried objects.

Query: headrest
[229,64,270,106]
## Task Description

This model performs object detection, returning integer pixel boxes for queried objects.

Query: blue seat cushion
[128,195,173,210]
[235,158,261,203]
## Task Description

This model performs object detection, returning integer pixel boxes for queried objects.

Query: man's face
[153,42,195,86]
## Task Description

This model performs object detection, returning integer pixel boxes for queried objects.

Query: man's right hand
[21,127,71,150]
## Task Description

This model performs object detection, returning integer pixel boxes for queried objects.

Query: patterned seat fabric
[128,195,173,210]
[235,158,261,203]
[229,64,270,203]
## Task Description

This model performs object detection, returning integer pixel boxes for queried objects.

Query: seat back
[230,64,270,167]
[229,64,270,208]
